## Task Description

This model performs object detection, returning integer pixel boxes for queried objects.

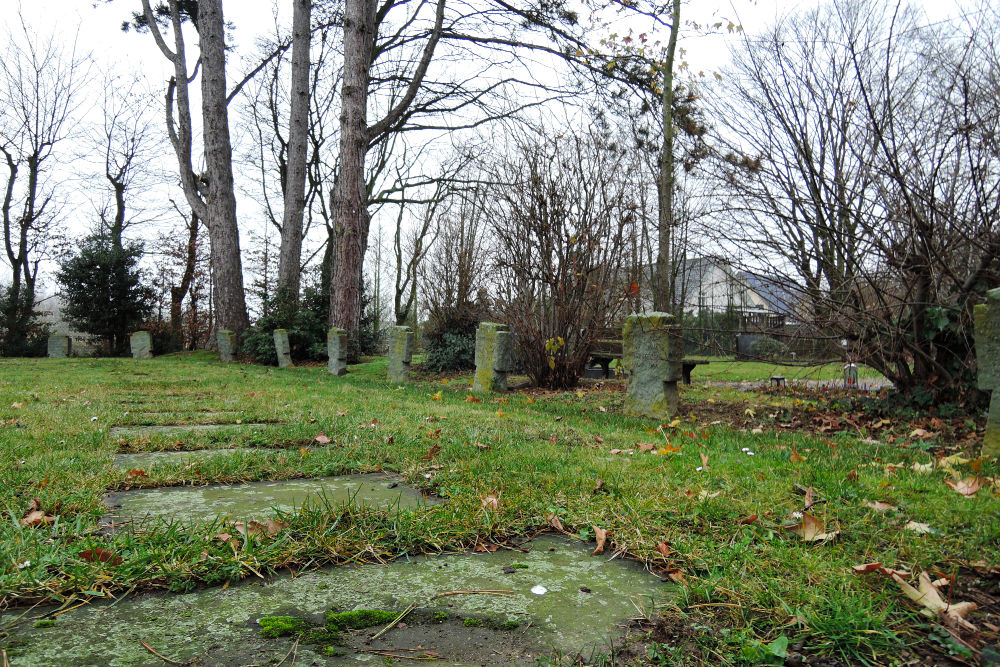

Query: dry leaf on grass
[234,519,288,538]
[592,526,608,555]
[313,433,331,444]
[699,452,709,469]
[863,501,897,511]
[126,469,148,479]
[481,493,499,510]
[421,443,441,460]
[655,542,671,558]
[891,571,977,632]
[548,514,565,532]
[786,513,839,543]
[790,448,806,463]
[465,395,481,403]
[19,498,55,527]
[637,443,656,452]
[79,548,123,566]
[736,514,758,525]
[905,521,933,534]
[945,477,981,497]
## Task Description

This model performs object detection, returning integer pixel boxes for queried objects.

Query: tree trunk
[170,212,199,347]
[329,0,377,334]
[199,0,250,336]
[277,0,311,300]
[653,0,681,315]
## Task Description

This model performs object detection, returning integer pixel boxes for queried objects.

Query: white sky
[0,0,969,302]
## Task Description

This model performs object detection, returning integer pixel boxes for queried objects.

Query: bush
[55,234,155,355]
[749,336,790,361]
[423,303,483,372]
[242,288,328,365]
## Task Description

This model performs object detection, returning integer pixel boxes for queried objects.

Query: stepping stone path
[103,474,434,524]
[109,422,273,437]
[114,447,257,470]
[1,535,669,665]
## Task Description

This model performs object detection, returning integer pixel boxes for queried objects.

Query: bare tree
[0,15,87,355]
[135,0,250,336]
[276,0,312,300]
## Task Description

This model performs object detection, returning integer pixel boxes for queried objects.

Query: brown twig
[3,648,10,667]
[274,636,299,667]
[430,590,514,599]
[139,640,197,666]
[358,649,440,661]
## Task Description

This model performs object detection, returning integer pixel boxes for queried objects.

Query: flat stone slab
[104,475,435,524]
[109,422,274,437]
[114,448,259,470]
[0,535,669,665]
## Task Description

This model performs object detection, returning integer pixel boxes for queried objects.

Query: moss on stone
[33,619,56,628]
[324,608,398,631]
[258,615,310,638]
[463,617,482,627]
[433,611,449,623]
[502,619,520,630]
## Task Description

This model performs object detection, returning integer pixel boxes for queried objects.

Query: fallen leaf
[892,571,977,631]
[79,548,123,566]
[475,442,491,450]
[945,477,981,497]
[592,526,608,555]
[655,542,671,558]
[786,513,839,542]
[474,543,499,552]
[264,519,288,536]
[852,562,885,574]
[699,452,709,469]
[790,448,806,463]
[215,532,233,543]
[910,462,933,474]
[548,513,565,531]
[314,433,331,444]
[637,443,656,452]
[846,470,859,482]
[735,514,758,525]
[658,444,681,454]
[421,443,441,460]
[19,499,55,527]
[698,490,721,500]
[431,390,443,401]
[481,493,499,510]
[864,501,897,511]
[465,395,481,403]
[905,521,933,534]
[298,447,311,456]
[10,402,22,409]
[126,468,148,479]
[666,569,686,583]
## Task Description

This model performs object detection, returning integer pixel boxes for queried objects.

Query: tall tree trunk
[329,0,377,334]
[199,0,250,336]
[277,0,312,300]
[653,0,681,315]
[170,212,199,347]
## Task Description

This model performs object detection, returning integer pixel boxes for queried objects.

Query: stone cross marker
[130,331,153,359]
[974,287,1000,456]
[217,330,237,362]
[623,312,679,419]
[387,326,414,383]
[328,328,348,376]
[472,322,513,392]
[273,329,293,368]
[47,335,70,358]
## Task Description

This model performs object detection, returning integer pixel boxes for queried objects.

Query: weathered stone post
[130,331,153,359]
[472,322,513,392]
[328,327,348,376]
[387,326,414,383]
[217,330,237,362]
[273,329,293,368]
[623,312,679,419]
[47,335,70,358]
[843,363,859,389]
[974,287,1000,456]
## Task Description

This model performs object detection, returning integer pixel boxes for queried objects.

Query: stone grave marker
[387,326,414,383]
[130,331,153,359]
[975,287,1000,456]
[47,334,70,358]
[217,329,237,362]
[273,329,292,368]
[327,327,348,375]
[623,312,679,419]
[843,363,859,389]
[472,322,513,392]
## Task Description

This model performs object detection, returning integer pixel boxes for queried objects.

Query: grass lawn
[0,352,997,664]
[683,357,884,384]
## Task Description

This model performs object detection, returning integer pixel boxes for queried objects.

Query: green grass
[0,352,995,664]
[684,356,884,383]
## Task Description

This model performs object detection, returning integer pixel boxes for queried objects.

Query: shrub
[242,288,328,365]
[423,302,483,372]
[749,336,790,361]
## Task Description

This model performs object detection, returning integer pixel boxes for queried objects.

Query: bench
[588,336,708,384]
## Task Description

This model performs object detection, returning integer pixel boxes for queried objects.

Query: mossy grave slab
[103,474,436,525]
[113,447,260,470]
[1,535,670,666]
[109,422,274,437]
